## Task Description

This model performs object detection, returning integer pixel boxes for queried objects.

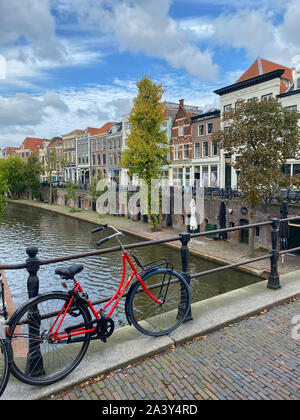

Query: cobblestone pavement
[48,298,300,401]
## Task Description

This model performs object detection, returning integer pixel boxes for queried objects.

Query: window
[203,166,209,186]
[210,166,218,187]
[102,139,106,149]
[293,164,300,176]
[261,93,273,101]
[97,139,100,151]
[184,144,189,159]
[178,126,184,136]
[97,154,101,165]
[198,125,204,136]
[212,142,218,156]
[285,105,297,111]
[173,167,183,186]
[224,104,232,113]
[194,143,200,158]
[174,145,179,160]
[207,122,213,134]
[203,142,209,157]
[102,154,106,165]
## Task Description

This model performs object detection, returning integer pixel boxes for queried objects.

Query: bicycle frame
[49,252,163,343]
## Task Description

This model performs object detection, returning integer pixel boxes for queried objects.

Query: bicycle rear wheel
[0,339,10,397]
[127,268,191,337]
[8,292,91,386]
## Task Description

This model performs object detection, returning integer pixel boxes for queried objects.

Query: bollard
[179,232,193,322]
[267,218,281,290]
[25,246,45,377]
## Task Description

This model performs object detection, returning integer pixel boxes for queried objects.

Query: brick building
[170,99,201,187]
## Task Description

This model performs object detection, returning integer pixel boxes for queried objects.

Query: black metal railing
[1,216,300,310]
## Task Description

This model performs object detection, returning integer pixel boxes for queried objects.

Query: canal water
[0,202,262,327]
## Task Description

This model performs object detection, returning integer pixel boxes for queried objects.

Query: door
[240,219,249,244]
[288,221,300,254]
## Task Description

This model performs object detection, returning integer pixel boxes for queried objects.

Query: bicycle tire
[9,291,91,386]
[0,339,10,397]
[127,268,191,337]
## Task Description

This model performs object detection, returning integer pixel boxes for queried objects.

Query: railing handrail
[0,215,300,271]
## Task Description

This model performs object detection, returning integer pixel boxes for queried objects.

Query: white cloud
[54,0,219,81]
[211,0,300,66]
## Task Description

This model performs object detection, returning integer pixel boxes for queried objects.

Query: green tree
[24,154,42,199]
[0,160,8,216]
[65,180,80,209]
[121,77,169,229]
[1,155,25,199]
[213,98,300,256]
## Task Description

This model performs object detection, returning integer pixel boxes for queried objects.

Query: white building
[214,58,300,188]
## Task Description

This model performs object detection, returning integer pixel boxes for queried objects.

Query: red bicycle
[7,225,191,386]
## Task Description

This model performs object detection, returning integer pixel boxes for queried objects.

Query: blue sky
[0,0,300,147]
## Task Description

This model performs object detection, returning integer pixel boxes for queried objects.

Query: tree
[213,98,300,256]
[1,155,25,199]
[24,154,42,199]
[0,160,7,216]
[121,77,169,229]
[65,180,80,209]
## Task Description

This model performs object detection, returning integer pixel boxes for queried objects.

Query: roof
[237,58,293,85]
[21,137,49,155]
[47,138,63,148]
[84,123,114,136]
[4,147,20,155]
[214,69,285,96]
[215,58,298,96]
[63,129,84,137]
[191,109,220,123]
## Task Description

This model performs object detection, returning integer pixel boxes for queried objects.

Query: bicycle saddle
[55,264,84,280]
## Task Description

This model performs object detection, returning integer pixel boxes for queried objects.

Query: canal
[0,202,262,327]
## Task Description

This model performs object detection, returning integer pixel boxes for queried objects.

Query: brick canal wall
[24,187,300,249]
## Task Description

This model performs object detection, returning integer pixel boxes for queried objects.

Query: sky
[1,0,300,148]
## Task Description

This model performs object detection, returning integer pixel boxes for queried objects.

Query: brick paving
[48,299,300,401]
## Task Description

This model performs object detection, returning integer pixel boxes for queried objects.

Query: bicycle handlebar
[91,225,125,248]
[91,224,108,234]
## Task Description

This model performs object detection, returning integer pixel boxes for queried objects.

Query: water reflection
[0,203,262,327]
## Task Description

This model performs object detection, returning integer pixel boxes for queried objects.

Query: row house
[90,122,114,181]
[16,137,50,162]
[191,109,220,188]
[107,122,123,185]
[46,137,64,182]
[170,99,219,187]
[214,57,300,189]
[62,129,83,182]
[76,128,93,184]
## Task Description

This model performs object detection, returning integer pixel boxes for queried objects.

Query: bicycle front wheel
[0,339,10,398]
[9,292,91,386]
[127,269,191,337]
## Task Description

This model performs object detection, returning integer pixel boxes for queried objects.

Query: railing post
[179,232,193,322]
[267,218,281,290]
[25,246,45,376]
